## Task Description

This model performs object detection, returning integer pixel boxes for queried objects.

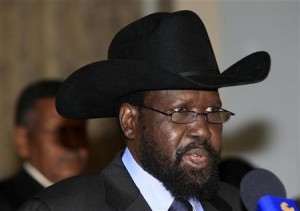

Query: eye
[173,107,187,113]
[206,106,221,112]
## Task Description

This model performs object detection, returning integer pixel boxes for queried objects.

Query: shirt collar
[122,147,203,211]
[23,161,53,188]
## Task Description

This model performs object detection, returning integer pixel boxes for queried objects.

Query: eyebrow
[172,97,222,106]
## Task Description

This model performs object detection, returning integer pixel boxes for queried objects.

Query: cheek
[27,142,62,174]
[166,124,186,145]
[41,145,65,164]
[78,147,89,161]
[34,137,68,160]
[152,121,187,156]
[209,125,222,151]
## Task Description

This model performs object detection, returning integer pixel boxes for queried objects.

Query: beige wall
[0,0,142,179]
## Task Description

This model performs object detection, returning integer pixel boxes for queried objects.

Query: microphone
[240,168,299,211]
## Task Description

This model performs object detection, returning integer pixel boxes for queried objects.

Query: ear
[13,126,30,159]
[119,103,139,140]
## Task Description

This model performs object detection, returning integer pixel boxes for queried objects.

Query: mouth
[182,148,209,168]
[58,151,86,165]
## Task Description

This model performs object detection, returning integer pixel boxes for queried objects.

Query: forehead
[144,90,221,106]
[33,98,56,113]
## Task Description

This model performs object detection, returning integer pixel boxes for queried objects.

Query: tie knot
[168,197,193,211]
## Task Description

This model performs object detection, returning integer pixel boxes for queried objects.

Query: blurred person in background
[0,80,88,210]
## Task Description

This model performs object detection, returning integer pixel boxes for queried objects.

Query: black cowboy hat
[56,10,271,119]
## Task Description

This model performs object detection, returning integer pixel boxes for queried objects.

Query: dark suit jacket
[19,152,242,211]
[0,168,44,210]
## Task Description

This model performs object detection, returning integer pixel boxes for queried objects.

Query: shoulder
[0,170,30,207]
[18,152,136,211]
[218,182,243,211]
[202,182,242,211]
[40,172,105,202]
[19,172,111,211]
[0,176,16,208]
[0,168,41,191]
[0,172,18,191]
[0,173,21,210]
[0,168,43,206]
[18,152,126,211]
[219,181,240,195]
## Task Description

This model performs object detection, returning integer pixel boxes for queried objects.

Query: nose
[187,114,212,141]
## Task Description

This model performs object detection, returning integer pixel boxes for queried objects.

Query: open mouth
[182,148,209,168]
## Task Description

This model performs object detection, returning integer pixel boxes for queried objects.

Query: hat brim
[56,51,270,119]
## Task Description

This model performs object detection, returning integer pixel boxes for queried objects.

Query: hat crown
[108,10,219,75]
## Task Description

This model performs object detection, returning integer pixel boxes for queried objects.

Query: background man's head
[13,80,88,183]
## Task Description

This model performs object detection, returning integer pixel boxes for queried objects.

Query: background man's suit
[19,152,242,211]
[0,168,44,210]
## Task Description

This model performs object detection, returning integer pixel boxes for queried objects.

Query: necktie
[168,197,193,211]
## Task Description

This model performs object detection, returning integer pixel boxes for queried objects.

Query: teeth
[192,154,199,157]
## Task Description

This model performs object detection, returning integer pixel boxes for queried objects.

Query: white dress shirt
[23,161,53,188]
[122,147,204,211]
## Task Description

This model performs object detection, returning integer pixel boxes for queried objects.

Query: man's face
[21,98,88,183]
[129,90,222,200]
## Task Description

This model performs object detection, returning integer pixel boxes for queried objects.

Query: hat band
[179,70,218,77]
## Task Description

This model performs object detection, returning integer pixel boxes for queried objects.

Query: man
[0,80,88,210]
[19,11,270,211]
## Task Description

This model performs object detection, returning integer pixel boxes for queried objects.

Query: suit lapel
[125,194,152,211]
[103,152,152,211]
[201,194,233,211]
